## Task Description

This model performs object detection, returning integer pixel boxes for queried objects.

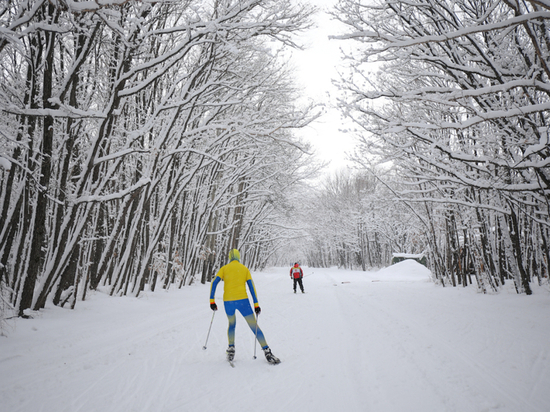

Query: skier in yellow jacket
[209,249,280,364]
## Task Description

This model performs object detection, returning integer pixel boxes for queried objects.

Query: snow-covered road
[1,261,549,412]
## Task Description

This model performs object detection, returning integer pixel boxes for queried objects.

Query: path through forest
[1,261,549,412]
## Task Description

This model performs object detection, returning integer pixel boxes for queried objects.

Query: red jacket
[290,266,303,279]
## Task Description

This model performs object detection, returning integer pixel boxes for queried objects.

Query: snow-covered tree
[332,0,550,293]
[298,168,427,270]
[0,0,316,316]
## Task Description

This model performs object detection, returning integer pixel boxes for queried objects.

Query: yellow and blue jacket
[209,260,259,309]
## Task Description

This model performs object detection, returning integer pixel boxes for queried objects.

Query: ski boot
[226,346,235,362]
[263,348,280,364]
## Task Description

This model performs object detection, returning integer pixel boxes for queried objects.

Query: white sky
[290,0,357,174]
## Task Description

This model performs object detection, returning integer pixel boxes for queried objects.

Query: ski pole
[202,310,216,350]
[253,313,259,359]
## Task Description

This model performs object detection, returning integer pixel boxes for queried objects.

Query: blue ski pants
[224,299,268,349]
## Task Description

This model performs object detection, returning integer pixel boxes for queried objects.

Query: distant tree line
[300,169,424,271]
[303,171,384,270]
[0,0,316,317]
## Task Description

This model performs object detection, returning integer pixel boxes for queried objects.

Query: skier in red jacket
[290,262,305,293]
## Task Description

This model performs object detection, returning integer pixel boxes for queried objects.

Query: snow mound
[375,259,432,282]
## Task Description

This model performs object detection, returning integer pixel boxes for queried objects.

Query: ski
[228,360,235,368]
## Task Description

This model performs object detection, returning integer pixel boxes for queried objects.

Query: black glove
[255,306,261,315]
[210,303,217,311]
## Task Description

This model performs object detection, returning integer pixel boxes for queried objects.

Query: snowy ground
[1,260,549,412]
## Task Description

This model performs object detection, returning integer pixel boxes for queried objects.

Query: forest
[313,0,550,295]
[1,0,549,321]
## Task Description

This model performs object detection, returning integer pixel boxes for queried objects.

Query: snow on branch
[387,102,550,132]
[526,0,550,10]
[93,148,148,166]
[73,177,150,204]
[2,106,105,119]
[332,11,550,51]
[60,0,134,14]
[161,148,237,168]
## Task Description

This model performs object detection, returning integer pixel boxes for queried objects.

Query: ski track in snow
[1,261,550,412]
